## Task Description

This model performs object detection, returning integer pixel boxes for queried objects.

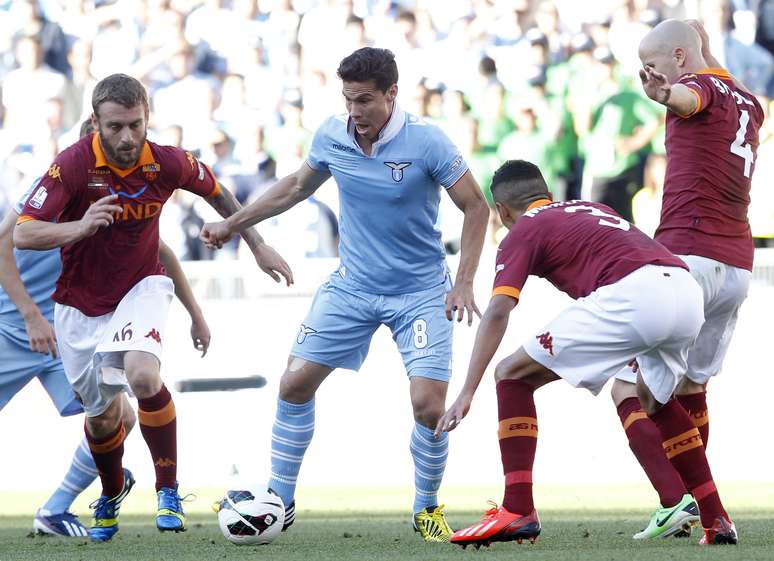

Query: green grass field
[1,485,772,561]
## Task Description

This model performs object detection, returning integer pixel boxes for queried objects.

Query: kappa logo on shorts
[145,329,162,344]
[536,332,554,356]
[296,324,318,344]
[384,161,411,182]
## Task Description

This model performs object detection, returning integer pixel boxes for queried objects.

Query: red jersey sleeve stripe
[16,215,35,225]
[492,286,521,300]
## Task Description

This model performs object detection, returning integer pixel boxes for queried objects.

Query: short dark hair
[491,160,551,209]
[92,73,149,117]
[337,47,398,92]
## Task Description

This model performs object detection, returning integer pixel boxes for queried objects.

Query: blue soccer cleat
[156,483,187,532]
[33,509,89,537]
[88,468,135,542]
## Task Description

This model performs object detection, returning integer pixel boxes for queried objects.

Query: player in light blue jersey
[201,47,489,542]
[1,131,211,536]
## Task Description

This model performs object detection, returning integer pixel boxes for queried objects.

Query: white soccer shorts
[54,275,174,417]
[616,255,751,387]
[523,265,704,404]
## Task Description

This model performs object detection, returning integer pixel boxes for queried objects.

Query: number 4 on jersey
[731,109,754,178]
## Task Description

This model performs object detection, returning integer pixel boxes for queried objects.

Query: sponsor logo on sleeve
[384,161,411,182]
[29,186,48,209]
[495,263,505,273]
[197,161,205,181]
[47,164,62,181]
[450,155,463,171]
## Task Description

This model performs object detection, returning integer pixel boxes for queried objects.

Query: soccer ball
[215,489,285,545]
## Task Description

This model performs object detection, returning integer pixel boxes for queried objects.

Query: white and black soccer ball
[216,489,285,545]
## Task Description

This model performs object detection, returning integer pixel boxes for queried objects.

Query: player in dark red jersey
[434,161,735,547]
[609,19,762,543]
[13,74,292,542]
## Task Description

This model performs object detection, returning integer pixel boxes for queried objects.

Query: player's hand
[434,392,473,438]
[686,19,712,56]
[639,66,671,105]
[23,310,58,358]
[200,221,234,249]
[79,194,122,238]
[190,315,211,357]
[252,243,294,286]
[445,281,481,326]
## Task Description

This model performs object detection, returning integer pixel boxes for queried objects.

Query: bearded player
[14,74,292,542]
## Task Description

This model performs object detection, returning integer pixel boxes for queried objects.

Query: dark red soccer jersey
[656,69,764,271]
[18,133,220,316]
[493,200,687,301]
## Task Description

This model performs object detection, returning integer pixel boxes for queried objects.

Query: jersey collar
[697,67,731,79]
[526,198,553,211]
[347,102,406,156]
[92,132,156,178]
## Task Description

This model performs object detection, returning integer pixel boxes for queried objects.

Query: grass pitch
[1,485,772,561]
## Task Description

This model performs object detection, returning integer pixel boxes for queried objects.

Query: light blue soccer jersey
[307,104,468,294]
[0,178,61,331]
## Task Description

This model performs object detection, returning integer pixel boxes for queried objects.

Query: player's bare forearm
[159,240,203,322]
[460,297,514,397]
[450,173,489,285]
[204,186,265,252]
[225,166,327,235]
[13,219,88,250]
[0,212,40,319]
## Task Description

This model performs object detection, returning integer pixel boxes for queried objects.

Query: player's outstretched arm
[639,66,699,117]
[201,184,295,286]
[159,240,211,357]
[201,162,331,244]
[445,170,489,325]
[0,211,58,357]
[435,295,517,438]
[13,194,122,250]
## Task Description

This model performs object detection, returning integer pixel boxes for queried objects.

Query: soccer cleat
[633,494,700,540]
[699,516,738,545]
[88,468,135,542]
[156,483,187,532]
[413,505,453,543]
[33,510,88,537]
[267,488,295,531]
[450,502,540,547]
[282,500,295,531]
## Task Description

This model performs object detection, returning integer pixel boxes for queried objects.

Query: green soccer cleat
[633,494,700,540]
[413,505,453,543]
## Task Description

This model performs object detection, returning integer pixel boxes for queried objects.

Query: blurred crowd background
[1,0,773,263]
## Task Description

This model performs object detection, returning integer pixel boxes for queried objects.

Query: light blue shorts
[0,325,82,416]
[290,275,453,381]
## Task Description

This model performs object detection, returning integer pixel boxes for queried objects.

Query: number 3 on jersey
[564,205,630,231]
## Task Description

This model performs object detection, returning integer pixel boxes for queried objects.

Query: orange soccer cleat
[450,501,541,549]
[699,516,738,545]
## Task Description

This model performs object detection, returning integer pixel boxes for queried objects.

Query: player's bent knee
[278,371,315,404]
[611,378,637,406]
[494,356,526,383]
